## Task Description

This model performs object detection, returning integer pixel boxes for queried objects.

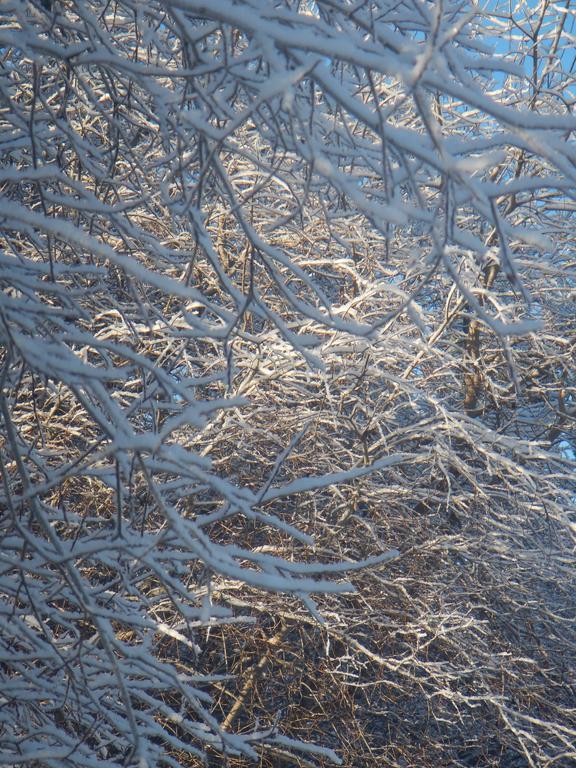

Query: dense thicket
[0,1,574,766]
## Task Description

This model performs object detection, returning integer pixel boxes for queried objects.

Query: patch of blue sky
[558,438,576,461]
[479,0,576,86]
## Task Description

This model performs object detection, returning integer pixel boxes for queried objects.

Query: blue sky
[480,0,576,86]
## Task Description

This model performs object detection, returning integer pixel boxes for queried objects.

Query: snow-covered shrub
[0,2,574,766]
